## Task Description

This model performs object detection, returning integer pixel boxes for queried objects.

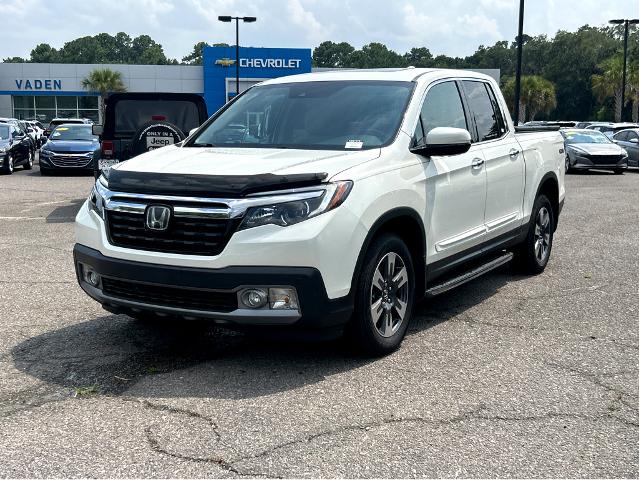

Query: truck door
[461,80,525,240]
[416,80,488,260]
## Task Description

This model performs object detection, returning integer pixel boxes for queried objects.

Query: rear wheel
[2,154,14,174]
[614,169,624,175]
[565,156,571,173]
[513,194,554,275]
[347,234,415,356]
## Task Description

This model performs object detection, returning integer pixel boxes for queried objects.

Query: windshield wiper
[189,143,216,147]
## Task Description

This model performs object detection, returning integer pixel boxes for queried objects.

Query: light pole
[513,0,525,125]
[609,19,639,122]
[218,15,257,101]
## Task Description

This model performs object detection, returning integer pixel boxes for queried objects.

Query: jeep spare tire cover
[131,121,186,157]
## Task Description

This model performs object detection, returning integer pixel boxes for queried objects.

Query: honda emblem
[145,205,171,231]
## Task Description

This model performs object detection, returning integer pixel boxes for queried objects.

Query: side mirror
[92,124,103,136]
[410,127,472,157]
[189,127,199,136]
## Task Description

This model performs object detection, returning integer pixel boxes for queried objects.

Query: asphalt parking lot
[0,158,638,478]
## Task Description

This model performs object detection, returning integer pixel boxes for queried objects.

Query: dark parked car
[39,123,100,175]
[0,123,35,174]
[612,128,639,168]
[585,122,639,138]
[93,92,208,177]
[43,118,91,140]
[562,128,628,174]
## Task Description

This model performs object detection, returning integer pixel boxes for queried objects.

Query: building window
[12,95,100,123]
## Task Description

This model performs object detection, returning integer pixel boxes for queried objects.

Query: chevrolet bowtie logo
[215,58,236,67]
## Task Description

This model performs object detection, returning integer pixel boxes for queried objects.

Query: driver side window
[414,81,468,146]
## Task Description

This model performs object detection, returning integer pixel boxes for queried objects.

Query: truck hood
[113,144,381,179]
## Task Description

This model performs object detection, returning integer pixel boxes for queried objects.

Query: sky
[0,0,635,61]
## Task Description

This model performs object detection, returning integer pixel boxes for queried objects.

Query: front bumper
[39,153,94,170]
[569,154,628,171]
[74,244,353,331]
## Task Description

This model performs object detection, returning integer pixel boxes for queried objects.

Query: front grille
[106,210,238,256]
[101,277,238,312]
[586,154,624,165]
[49,153,92,168]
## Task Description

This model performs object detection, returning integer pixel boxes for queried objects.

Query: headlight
[88,180,107,218]
[40,148,53,156]
[0,147,6,154]
[621,149,629,158]
[239,180,353,230]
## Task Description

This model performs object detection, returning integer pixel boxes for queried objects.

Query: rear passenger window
[414,81,467,145]
[462,81,501,142]
[615,131,628,141]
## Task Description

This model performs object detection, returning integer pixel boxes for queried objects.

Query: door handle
[509,148,520,158]
[471,158,484,169]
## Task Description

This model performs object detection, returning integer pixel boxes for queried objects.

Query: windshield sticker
[56,127,68,131]
[345,139,363,149]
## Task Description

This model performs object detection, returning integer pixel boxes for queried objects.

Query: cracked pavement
[1,161,638,477]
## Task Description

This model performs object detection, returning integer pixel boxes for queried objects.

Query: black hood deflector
[106,170,329,197]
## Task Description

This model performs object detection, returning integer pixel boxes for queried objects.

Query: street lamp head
[242,16,257,22]
[629,19,639,25]
[218,15,232,22]
[609,19,625,24]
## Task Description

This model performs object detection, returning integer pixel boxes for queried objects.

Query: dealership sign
[15,79,62,90]
[215,57,303,69]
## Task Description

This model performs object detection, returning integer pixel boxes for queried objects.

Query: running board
[425,252,513,297]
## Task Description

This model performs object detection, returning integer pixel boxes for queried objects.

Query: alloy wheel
[534,206,551,264]
[369,252,409,338]
[7,155,13,173]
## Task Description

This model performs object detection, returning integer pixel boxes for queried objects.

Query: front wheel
[23,149,34,170]
[347,234,415,356]
[513,194,554,274]
[565,156,571,173]
[614,169,624,175]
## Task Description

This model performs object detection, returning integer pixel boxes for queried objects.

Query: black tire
[2,154,14,174]
[614,169,624,175]
[513,194,554,275]
[565,155,571,174]
[23,149,34,170]
[347,234,415,356]
[39,166,52,176]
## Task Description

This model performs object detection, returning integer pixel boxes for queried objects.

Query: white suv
[74,68,565,355]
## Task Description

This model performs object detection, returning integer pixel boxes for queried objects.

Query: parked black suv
[93,93,209,178]
[0,123,35,174]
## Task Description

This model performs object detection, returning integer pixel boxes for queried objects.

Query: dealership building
[0,46,498,124]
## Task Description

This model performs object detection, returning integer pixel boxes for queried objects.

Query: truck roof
[260,68,495,86]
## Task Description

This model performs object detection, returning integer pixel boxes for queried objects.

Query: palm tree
[81,69,126,122]
[592,56,625,122]
[502,75,557,122]
[626,63,639,122]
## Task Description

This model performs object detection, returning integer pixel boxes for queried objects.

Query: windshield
[0,125,9,140]
[190,81,414,150]
[563,130,611,145]
[50,125,95,141]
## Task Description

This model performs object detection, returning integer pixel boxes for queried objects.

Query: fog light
[84,267,100,287]
[269,288,299,310]
[240,288,268,309]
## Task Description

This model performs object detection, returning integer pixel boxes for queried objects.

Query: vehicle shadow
[46,198,85,223]
[11,267,511,400]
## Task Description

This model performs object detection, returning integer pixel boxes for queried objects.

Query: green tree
[182,42,229,65]
[30,43,60,63]
[312,41,355,67]
[348,43,407,68]
[403,47,434,67]
[592,55,625,122]
[81,68,127,120]
[2,56,26,63]
[627,63,639,122]
[502,75,557,122]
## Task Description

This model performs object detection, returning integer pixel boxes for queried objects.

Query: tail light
[101,140,114,158]
[151,115,166,121]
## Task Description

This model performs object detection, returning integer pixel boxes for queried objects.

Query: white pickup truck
[74,68,565,355]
